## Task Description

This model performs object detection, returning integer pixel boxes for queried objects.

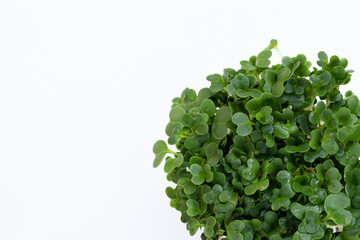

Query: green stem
[321,214,332,222]
[326,97,330,107]
[274,47,283,58]
[305,95,316,111]
[168,150,177,155]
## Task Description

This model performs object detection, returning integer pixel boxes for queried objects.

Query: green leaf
[345,168,360,197]
[165,187,177,199]
[271,190,291,211]
[309,101,325,125]
[244,178,269,195]
[187,218,201,236]
[309,129,322,150]
[153,140,173,168]
[321,128,339,155]
[203,184,223,204]
[206,74,225,92]
[240,60,257,71]
[277,170,295,198]
[337,128,350,143]
[256,106,273,124]
[348,124,360,142]
[284,143,309,153]
[189,164,204,185]
[267,39,278,50]
[169,106,186,121]
[304,148,327,163]
[236,88,262,99]
[178,178,197,195]
[190,163,213,185]
[206,142,221,166]
[200,99,216,117]
[290,202,307,220]
[347,95,359,114]
[325,167,342,193]
[292,175,314,196]
[309,179,327,205]
[332,66,346,80]
[197,87,212,99]
[263,69,277,92]
[267,158,283,174]
[195,122,208,135]
[212,106,232,140]
[204,216,216,238]
[232,112,253,136]
[214,202,235,221]
[256,49,272,68]
[164,153,184,173]
[262,211,278,233]
[242,158,260,181]
[180,88,197,103]
[318,51,328,62]
[310,71,331,87]
[324,193,352,226]
[273,122,290,139]
[226,220,245,240]
[272,67,291,97]
[219,191,232,203]
[300,209,321,234]
[186,199,200,216]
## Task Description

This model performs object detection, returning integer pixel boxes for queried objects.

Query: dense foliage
[152,40,360,240]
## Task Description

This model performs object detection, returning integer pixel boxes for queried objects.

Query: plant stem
[305,95,316,111]
[321,214,331,222]
[218,235,225,240]
[169,150,177,155]
[274,46,283,58]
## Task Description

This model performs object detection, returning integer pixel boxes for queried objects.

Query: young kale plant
[152,40,360,240]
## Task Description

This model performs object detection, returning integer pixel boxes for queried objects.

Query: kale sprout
[152,40,360,240]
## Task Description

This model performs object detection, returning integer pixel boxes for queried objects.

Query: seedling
[153,40,360,239]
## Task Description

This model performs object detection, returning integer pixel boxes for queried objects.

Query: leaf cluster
[153,40,360,240]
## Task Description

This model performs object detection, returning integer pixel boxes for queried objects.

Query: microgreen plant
[153,40,360,239]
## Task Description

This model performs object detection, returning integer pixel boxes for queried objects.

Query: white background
[0,0,359,239]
